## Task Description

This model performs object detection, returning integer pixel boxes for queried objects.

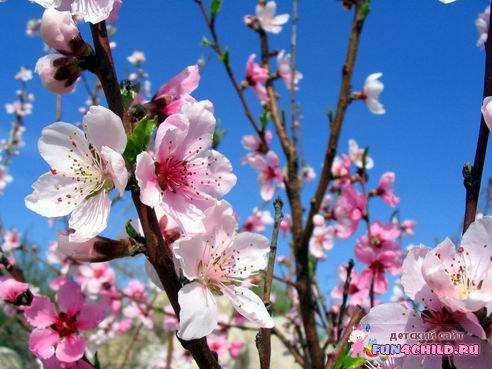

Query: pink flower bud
[40,9,81,54]
[35,54,80,95]
[0,278,29,304]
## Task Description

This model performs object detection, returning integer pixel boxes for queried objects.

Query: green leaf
[201,36,214,48]
[308,256,317,277]
[219,49,229,66]
[362,147,370,170]
[260,111,271,130]
[123,116,157,168]
[125,220,139,239]
[334,348,366,369]
[94,352,101,369]
[210,0,222,17]
[361,0,371,19]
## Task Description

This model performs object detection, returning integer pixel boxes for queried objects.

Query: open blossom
[127,50,146,66]
[32,0,117,24]
[334,184,367,239]
[40,9,81,54]
[25,106,128,242]
[276,50,303,90]
[476,6,490,48]
[362,73,385,115]
[242,208,273,233]
[348,139,374,169]
[77,262,115,295]
[24,280,105,362]
[256,1,289,34]
[5,100,33,117]
[2,229,21,252]
[376,172,399,207]
[245,54,269,104]
[309,224,334,259]
[15,67,33,82]
[244,150,283,201]
[136,101,236,232]
[408,217,492,313]
[145,65,200,123]
[171,201,273,340]
[241,130,272,161]
[301,165,316,183]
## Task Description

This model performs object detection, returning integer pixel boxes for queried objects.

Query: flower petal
[68,190,111,242]
[222,285,273,328]
[70,0,116,24]
[84,105,126,153]
[227,232,270,278]
[29,328,59,360]
[77,303,106,330]
[177,281,218,340]
[24,296,57,328]
[173,235,206,281]
[135,151,161,208]
[57,280,84,316]
[55,334,85,362]
[157,65,200,98]
[101,145,128,195]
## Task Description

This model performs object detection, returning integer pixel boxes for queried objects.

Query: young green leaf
[123,115,157,168]
[211,0,222,17]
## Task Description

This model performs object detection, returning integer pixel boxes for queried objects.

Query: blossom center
[155,159,189,193]
[53,312,78,337]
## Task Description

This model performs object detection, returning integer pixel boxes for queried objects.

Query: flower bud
[40,9,82,54]
[35,54,81,95]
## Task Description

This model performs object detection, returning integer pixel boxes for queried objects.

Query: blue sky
[0,0,490,298]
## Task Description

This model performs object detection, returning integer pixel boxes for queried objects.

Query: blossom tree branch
[89,20,221,369]
[463,0,492,232]
[257,197,283,369]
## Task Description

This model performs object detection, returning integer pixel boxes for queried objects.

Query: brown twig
[325,306,364,369]
[88,22,220,369]
[463,0,492,233]
[336,259,354,339]
[257,197,283,369]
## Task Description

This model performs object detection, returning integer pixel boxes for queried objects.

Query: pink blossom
[5,100,33,117]
[40,356,95,369]
[244,150,283,201]
[331,154,351,186]
[334,185,367,239]
[40,9,80,54]
[135,101,236,232]
[147,65,200,122]
[301,165,316,183]
[256,1,289,34]
[348,139,374,169]
[276,50,303,90]
[2,229,21,252]
[331,266,369,306]
[25,106,128,242]
[163,305,178,332]
[35,55,81,95]
[405,217,492,313]
[245,54,269,104]
[376,172,399,207]
[362,73,385,115]
[241,130,272,161]
[476,6,490,47]
[0,165,13,193]
[400,219,416,236]
[309,225,334,259]
[279,213,292,237]
[0,278,29,303]
[77,263,115,295]
[228,341,244,360]
[168,201,273,340]
[24,280,105,362]
[242,208,274,233]
[15,67,33,82]
[127,50,146,66]
[33,0,117,24]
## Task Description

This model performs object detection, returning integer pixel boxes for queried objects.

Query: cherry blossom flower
[331,266,369,306]
[245,54,269,104]
[171,200,273,340]
[242,208,273,233]
[408,216,492,313]
[145,65,200,123]
[331,154,351,186]
[334,185,367,239]
[243,150,283,201]
[40,356,95,369]
[135,101,236,232]
[127,50,146,66]
[5,100,33,116]
[376,172,399,207]
[32,0,117,24]
[25,106,128,242]
[476,6,490,48]
[279,213,292,237]
[276,50,303,90]
[361,73,385,115]
[15,67,33,82]
[301,165,316,183]
[1,229,21,252]
[482,96,492,131]
[77,262,115,295]
[24,280,105,362]
[0,278,29,304]
[241,130,271,162]
[256,1,289,34]
[40,9,81,54]
[0,165,13,192]
[309,224,334,259]
[400,219,416,236]
[35,54,82,95]
[348,139,374,169]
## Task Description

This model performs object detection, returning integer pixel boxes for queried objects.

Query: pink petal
[24,296,57,328]
[157,65,200,98]
[55,334,85,362]
[57,280,84,316]
[135,151,161,208]
[29,328,59,360]
[77,303,106,330]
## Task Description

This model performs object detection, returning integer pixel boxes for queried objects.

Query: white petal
[25,172,85,218]
[68,190,110,242]
[101,146,128,195]
[135,151,162,208]
[177,281,218,340]
[173,235,206,281]
[145,260,164,290]
[70,0,116,24]
[38,122,91,173]
[222,285,273,328]
[461,216,492,281]
[481,96,492,131]
[228,232,270,277]
[84,106,126,154]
